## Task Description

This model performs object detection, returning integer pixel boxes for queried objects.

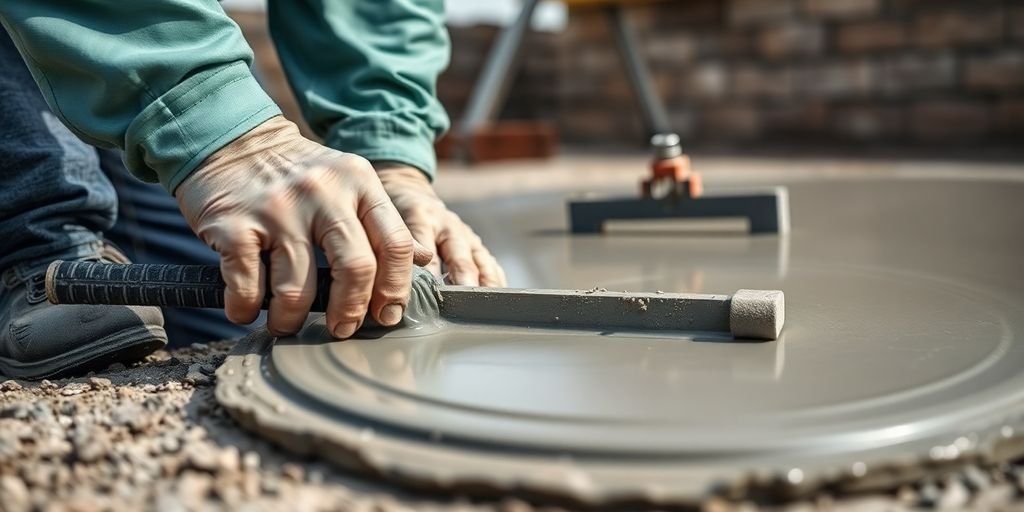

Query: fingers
[359,194,415,327]
[473,245,507,287]
[412,239,434,267]
[266,239,316,336]
[318,217,377,339]
[437,222,480,286]
[407,220,438,272]
[205,225,266,325]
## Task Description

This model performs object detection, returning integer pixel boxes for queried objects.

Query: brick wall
[446,0,1023,148]
[233,1,1023,150]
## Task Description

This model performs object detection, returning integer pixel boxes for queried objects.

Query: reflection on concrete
[564,234,790,293]
[314,321,789,424]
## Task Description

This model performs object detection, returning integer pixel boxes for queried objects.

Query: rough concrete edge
[213,328,1024,507]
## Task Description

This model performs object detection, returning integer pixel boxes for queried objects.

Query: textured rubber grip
[45,261,331,312]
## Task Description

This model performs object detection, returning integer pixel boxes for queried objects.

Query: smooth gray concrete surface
[218,173,1024,504]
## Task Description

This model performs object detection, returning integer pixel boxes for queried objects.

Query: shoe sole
[0,325,167,380]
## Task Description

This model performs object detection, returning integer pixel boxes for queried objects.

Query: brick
[965,51,1024,93]
[878,53,956,95]
[668,109,699,140]
[794,60,874,99]
[802,0,879,20]
[643,33,699,66]
[756,22,824,60]
[631,0,722,30]
[1013,8,1024,42]
[559,72,610,99]
[728,0,794,26]
[604,72,675,104]
[914,8,1003,48]
[836,21,907,53]
[762,103,828,135]
[565,9,612,44]
[832,105,904,139]
[573,45,619,75]
[733,65,793,100]
[994,99,1024,134]
[675,63,729,101]
[910,101,991,141]
[698,31,753,58]
[559,106,642,143]
[464,121,559,162]
[700,105,761,139]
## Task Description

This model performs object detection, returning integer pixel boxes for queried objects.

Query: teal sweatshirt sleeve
[0,1,281,193]
[268,0,450,180]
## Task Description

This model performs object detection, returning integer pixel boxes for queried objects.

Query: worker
[0,0,506,380]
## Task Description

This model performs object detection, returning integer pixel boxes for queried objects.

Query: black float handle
[45,260,332,311]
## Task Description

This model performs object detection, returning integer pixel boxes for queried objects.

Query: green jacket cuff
[124,61,282,194]
[323,114,438,182]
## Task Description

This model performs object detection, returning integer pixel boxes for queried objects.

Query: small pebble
[110,403,150,432]
[282,463,304,482]
[60,382,90,396]
[938,478,970,509]
[242,451,260,471]
[0,437,18,462]
[185,363,212,386]
[918,481,940,508]
[72,425,110,463]
[185,444,219,472]
[217,447,240,473]
[963,465,991,492]
[160,436,182,454]
[896,484,918,504]
[1,379,23,391]
[0,475,30,512]
[58,400,77,416]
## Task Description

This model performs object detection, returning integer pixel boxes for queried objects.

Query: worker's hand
[175,116,432,338]
[376,164,506,287]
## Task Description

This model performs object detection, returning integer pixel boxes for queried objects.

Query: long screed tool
[45,261,785,340]
[568,133,790,234]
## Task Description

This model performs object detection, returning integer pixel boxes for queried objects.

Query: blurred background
[223,0,1023,160]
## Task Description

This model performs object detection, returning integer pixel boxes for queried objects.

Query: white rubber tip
[729,289,785,340]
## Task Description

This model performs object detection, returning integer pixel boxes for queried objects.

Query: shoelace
[1,268,47,305]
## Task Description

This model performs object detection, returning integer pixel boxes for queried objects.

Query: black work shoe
[0,244,166,380]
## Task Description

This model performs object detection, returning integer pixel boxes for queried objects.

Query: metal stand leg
[607,5,672,137]
[458,0,542,157]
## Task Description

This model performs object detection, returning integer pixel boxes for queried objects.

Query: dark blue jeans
[0,31,252,346]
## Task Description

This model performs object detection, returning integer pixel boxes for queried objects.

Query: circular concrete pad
[217,176,1024,505]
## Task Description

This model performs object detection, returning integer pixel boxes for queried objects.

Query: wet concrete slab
[217,173,1024,505]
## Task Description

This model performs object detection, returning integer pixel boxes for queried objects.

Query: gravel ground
[3,342,1024,512]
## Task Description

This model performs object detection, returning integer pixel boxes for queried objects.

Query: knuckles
[332,256,378,282]
[229,287,264,305]
[337,153,375,176]
[270,288,314,309]
[447,257,476,271]
[379,232,415,258]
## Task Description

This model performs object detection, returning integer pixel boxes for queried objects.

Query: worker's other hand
[175,116,432,338]
[377,164,506,287]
